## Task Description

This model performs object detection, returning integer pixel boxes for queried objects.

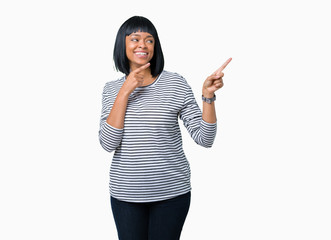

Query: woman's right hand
[121,63,151,95]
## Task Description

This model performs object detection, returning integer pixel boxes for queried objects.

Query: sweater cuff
[201,119,217,127]
[99,122,124,152]
[104,121,124,131]
[201,119,217,133]
[200,119,217,147]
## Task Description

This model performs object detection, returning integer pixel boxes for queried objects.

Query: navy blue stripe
[99,70,216,203]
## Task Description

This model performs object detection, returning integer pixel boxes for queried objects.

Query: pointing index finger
[214,58,232,75]
[135,63,151,73]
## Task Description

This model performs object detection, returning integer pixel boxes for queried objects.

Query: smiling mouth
[135,52,148,56]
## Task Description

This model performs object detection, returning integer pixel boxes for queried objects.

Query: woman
[99,16,231,240]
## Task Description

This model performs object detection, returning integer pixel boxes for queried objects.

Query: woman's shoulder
[103,76,125,94]
[161,70,190,87]
[161,70,189,83]
[161,70,183,78]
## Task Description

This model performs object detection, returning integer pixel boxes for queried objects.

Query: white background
[1,0,330,239]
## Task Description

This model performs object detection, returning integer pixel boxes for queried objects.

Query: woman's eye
[147,40,154,43]
[131,38,138,42]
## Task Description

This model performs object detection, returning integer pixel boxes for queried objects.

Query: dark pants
[110,192,191,240]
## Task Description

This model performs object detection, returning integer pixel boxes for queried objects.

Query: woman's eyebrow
[131,33,154,38]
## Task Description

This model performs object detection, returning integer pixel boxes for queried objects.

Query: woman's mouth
[134,52,148,58]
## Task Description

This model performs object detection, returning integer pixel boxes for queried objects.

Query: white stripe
[99,70,216,203]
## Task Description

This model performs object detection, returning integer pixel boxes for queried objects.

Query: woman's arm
[202,58,232,123]
[106,63,151,129]
[202,92,217,123]
[179,82,217,148]
[99,63,151,152]
[106,89,130,129]
[98,85,125,153]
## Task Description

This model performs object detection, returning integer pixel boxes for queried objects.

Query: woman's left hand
[202,58,232,97]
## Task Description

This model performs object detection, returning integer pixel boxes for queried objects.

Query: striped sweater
[99,70,217,202]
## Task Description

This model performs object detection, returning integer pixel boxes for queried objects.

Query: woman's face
[125,31,155,71]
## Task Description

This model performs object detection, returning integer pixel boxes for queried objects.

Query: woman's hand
[121,63,151,95]
[202,58,232,98]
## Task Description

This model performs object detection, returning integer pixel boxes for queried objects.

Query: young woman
[99,16,231,240]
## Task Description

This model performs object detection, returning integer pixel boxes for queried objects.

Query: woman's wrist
[202,90,215,99]
[118,87,132,98]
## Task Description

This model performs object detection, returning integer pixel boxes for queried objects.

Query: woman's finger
[207,74,221,81]
[134,62,151,73]
[210,73,224,80]
[135,73,144,79]
[213,58,232,75]
[214,80,223,85]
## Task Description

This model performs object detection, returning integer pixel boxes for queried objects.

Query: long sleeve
[179,80,217,148]
[98,82,124,153]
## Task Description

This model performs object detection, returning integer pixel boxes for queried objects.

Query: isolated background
[1,0,330,239]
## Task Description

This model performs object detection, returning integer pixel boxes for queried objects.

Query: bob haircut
[113,16,164,77]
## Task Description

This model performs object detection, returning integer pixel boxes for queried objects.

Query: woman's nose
[138,40,146,48]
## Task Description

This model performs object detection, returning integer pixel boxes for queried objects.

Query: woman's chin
[132,61,151,68]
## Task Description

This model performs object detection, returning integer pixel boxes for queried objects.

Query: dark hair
[113,16,164,77]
